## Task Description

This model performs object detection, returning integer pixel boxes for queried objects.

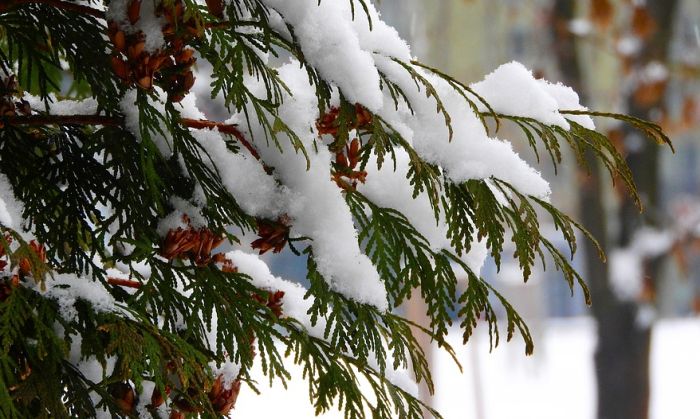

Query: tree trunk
[550,1,676,418]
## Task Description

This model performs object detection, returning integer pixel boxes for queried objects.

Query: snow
[0,173,24,231]
[617,36,643,56]
[156,196,207,237]
[110,1,605,310]
[641,61,669,83]
[31,273,129,322]
[8,2,647,411]
[106,0,166,53]
[569,18,593,36]
[609,228,675,302]
[211,361,242,389]
[374,57,552,199]
[471,61,571,129]
[536,79,595,129]
[23,93,99,115]
[261,0,385,111]
[358,151,488,274]
[609,248,644,301]
[225,250,326,338]
[120,88,174,156]
[233,318,700,419]
[231,63,389,310]
[189,128,290,220]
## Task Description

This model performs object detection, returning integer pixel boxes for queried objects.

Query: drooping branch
[9,0,106,18]
[1,114,264,160]
[1,114,121,127]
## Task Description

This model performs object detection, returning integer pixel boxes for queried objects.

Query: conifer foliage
[0,0,669,418]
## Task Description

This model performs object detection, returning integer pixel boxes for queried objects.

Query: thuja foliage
[0,1,670,418]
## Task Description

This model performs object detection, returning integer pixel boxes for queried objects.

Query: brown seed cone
[205,0,225,18]
[149,385,170,408]
[111,30,127,53]
[209,376,242,415]
[109,382,136,414]
[127,40,146,61]
[127,0,141,25]
[137,75,153,90]
[110,56,131,81]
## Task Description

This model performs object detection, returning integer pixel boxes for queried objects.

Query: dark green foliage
[0,1,670,418]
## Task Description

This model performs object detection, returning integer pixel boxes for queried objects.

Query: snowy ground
[234,317,700,419]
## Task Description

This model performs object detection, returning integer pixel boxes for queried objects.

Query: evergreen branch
[1,114,121,127]
[410,59,500,134]
[8,0,106,19]
[560,109,674,151]
[2,114,263,161]
[390,58,454,140]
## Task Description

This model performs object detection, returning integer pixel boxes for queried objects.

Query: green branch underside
[0,2,672,418]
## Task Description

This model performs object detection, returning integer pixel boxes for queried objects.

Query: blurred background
[236,1,700,418]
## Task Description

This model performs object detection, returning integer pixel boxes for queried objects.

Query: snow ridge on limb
[232,63,389,310]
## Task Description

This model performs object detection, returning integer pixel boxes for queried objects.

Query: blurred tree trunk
[551,1,677,419]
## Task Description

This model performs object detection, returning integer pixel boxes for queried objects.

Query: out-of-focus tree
[550,1,700,418]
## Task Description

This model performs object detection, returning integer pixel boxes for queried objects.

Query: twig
[2,113,266,163]
[107,277,142,289]
[181,118,262,160]
[11,0,106,19]
[1,114,121,126]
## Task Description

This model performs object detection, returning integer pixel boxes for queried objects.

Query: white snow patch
[568,18,592,36]
[0,173,24,232]
[471,61,570,129]
[609,248,643,301]
[32,274,128,321]
[106,0,166,53]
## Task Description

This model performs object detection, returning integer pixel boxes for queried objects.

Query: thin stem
[181,118,262,160]
[3,113,266,164]
[1,114,121,126]
[107,277,142,289]
[11,0,106,18]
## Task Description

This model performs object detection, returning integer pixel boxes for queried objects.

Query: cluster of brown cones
[251,216,291,255]
[316,103,373,137]
[159,214,225,266]
[317,104,372,190]
[107,0,200,102]
[109,289,286,417]
[332,137,366,190]
[0,75,31,128]
[109,373,241,417]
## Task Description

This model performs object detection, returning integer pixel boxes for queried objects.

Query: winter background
[230,1,700,418]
